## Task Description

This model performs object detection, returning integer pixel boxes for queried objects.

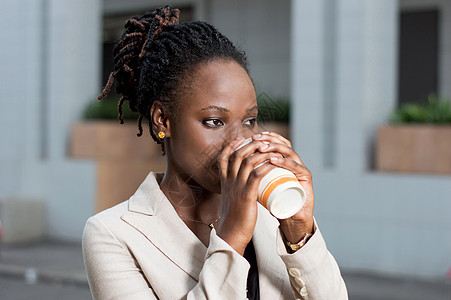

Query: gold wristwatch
[286,233,313,251]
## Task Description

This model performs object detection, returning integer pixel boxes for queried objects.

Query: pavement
[0,241,450,300]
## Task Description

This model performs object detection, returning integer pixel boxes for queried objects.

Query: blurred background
[1,0,450,299]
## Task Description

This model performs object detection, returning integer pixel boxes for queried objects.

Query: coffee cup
[235,137,306,219]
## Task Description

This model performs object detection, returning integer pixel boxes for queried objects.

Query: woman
[83,6,348,300]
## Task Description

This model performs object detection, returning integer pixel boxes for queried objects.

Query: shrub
[256,93,290,123]
[82,96,139,121]
[390,94,451,124]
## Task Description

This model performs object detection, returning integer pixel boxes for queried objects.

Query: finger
[244,162,277,199]
[227,140,270,179]
[268,156,312,183]
[235,152,280,187]
[252,131,292,147]
[257,142,305,166]
[218,137,245,181]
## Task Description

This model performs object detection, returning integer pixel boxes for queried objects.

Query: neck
[160,166,221,220]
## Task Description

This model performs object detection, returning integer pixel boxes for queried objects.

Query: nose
[221,120,249,146]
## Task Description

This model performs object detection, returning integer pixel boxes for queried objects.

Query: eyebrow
[200,105,230,113]
[246,105,258,113]
[200,105,258,113]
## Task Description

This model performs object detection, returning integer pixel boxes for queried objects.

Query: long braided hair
[99,6,249,155]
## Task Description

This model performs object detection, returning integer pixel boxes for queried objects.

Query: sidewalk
[0,241,450,299]
[0,241,87,287]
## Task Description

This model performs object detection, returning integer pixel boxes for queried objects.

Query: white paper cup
[235,137,306,219]
[257,167,306,219]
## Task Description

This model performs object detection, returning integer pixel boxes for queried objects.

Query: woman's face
[166,59,258,194]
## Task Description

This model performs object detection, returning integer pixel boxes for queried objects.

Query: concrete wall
[291,0,451,279]
[0,0,100,241]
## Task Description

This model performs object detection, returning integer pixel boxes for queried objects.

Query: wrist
[280,218,314,243]
[216,226,249,256]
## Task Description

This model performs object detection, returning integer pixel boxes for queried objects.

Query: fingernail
[259,143,269,150]
[253,133,262,139]
[262,141,270,145]
[262,131,269,134]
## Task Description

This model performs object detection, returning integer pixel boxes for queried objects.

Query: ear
[150,101,172,138]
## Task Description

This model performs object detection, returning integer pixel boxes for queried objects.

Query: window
[398,9,439,105]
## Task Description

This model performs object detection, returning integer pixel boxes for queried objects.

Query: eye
[243,118,257,126]
[203,119,224,127]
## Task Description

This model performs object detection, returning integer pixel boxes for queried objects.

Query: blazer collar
[127,171,166,216]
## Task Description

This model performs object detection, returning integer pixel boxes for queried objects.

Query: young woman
[83,6,348,300]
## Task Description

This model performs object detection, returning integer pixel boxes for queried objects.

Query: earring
[158,131,166,139]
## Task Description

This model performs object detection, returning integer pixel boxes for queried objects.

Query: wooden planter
[376,125,451,174]
[70,121,290,213]
[70,121,166,213]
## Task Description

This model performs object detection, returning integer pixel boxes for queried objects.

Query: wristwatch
[286,233,313,251]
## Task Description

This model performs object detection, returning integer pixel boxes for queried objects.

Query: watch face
[287,242,300,251]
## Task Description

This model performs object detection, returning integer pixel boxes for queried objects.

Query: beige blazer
[83,171,348,300]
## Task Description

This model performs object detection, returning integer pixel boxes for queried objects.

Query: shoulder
[89,201,129,225]
[82,201,130,245]
[85,200,129,228]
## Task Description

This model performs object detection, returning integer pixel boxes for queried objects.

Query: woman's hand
[216,137,279,255]
[252,132,315,244]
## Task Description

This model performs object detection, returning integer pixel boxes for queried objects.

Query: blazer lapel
[253,205,287,300]
[120,171,207,282]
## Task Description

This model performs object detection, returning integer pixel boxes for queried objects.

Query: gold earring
[158,131,166,139]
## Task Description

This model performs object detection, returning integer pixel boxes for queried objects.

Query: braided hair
[99,5,250,155]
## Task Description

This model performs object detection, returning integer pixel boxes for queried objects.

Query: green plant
[83,95,139,121]
[390,94,451,124]
[256,93,290,123]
